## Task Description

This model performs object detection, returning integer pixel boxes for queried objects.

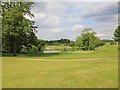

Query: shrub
[20,44,39,55]
[28,45,39,55]
[20,45,28,54]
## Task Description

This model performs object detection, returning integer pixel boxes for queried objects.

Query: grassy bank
[2,44,118,88]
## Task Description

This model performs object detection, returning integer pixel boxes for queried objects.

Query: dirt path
[17,58,104,61]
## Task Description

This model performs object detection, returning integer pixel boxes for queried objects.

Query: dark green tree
[2,2,37,56]
[114,25,120,43]
[76,28,104,51]
[69,41,75,47]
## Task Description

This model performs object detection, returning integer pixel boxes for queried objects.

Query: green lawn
[2,44,118,88]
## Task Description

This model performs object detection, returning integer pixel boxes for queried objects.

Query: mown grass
[2,44,118,88]
[0,57,2,89]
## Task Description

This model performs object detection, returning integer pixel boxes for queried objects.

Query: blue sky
[26,1,118,41]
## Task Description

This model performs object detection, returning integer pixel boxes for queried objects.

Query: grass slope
[2,44,118,88]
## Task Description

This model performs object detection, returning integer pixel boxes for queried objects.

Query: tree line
[1,2,120,56]
[45,38,70,46]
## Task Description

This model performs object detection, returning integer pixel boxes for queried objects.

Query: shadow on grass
[2,53,14,57]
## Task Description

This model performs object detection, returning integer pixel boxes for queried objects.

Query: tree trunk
[13,42,17,56]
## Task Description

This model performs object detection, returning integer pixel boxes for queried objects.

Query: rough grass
[2,44,118,88]
[45,45,72,51]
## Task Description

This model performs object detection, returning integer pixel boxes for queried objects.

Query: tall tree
[76,28,104,50]
[2,2,37,56]
[114,25,120,43]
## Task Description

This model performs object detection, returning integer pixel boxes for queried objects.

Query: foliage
[28,44,39,55]
[110,42,117,45]
[45,38,71,46]
[2,2,37,55]
[102,39,113,43]
[69,41,75,47]
[76,28,105,51]
[20,39,46,55]
[37,39,46,53]
[20,45,28,54]
[114,25,120,43]
[76,36,83,48]
[20,44,39,55]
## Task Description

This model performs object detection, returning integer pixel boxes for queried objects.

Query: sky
[26,1,119,41]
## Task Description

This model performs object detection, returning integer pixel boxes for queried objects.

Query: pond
[43,50,61,53]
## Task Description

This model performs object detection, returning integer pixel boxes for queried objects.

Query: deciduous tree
[76,28,104,50]
[114,25,120,43]
[2,2,37,56]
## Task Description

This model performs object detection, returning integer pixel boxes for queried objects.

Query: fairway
[2,44,118,88]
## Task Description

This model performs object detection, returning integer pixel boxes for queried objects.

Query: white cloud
[34,12,46,20]
[31,2,118,40]
[72,25,84,31]
[95,34,106,37]
[50,28,63,33]
[92,20,117,39]
[45,2,67,16]
[42,16,61,25]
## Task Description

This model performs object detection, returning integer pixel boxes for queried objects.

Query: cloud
[95,34,106,37]
[32,2,67,17]
[50,28,63,33]
[72,25,84,31]
[69,2,118,23]
[35,16,62,29]
[34,12,46,20]
[76,2,117,18]
[92,21,117,39]
[42,16,61,26]
[30,2,118,40]
[31,2,64,29]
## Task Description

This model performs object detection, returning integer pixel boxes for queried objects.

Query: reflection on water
[44,50,61,53]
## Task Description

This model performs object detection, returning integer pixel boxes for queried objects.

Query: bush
[62,48,67,52]
[28,45,39,55]
[37,44,45,53]
[20,44,39,55]
[89,45,95,50]
[110,42,117,45]
[20,45,28,54]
